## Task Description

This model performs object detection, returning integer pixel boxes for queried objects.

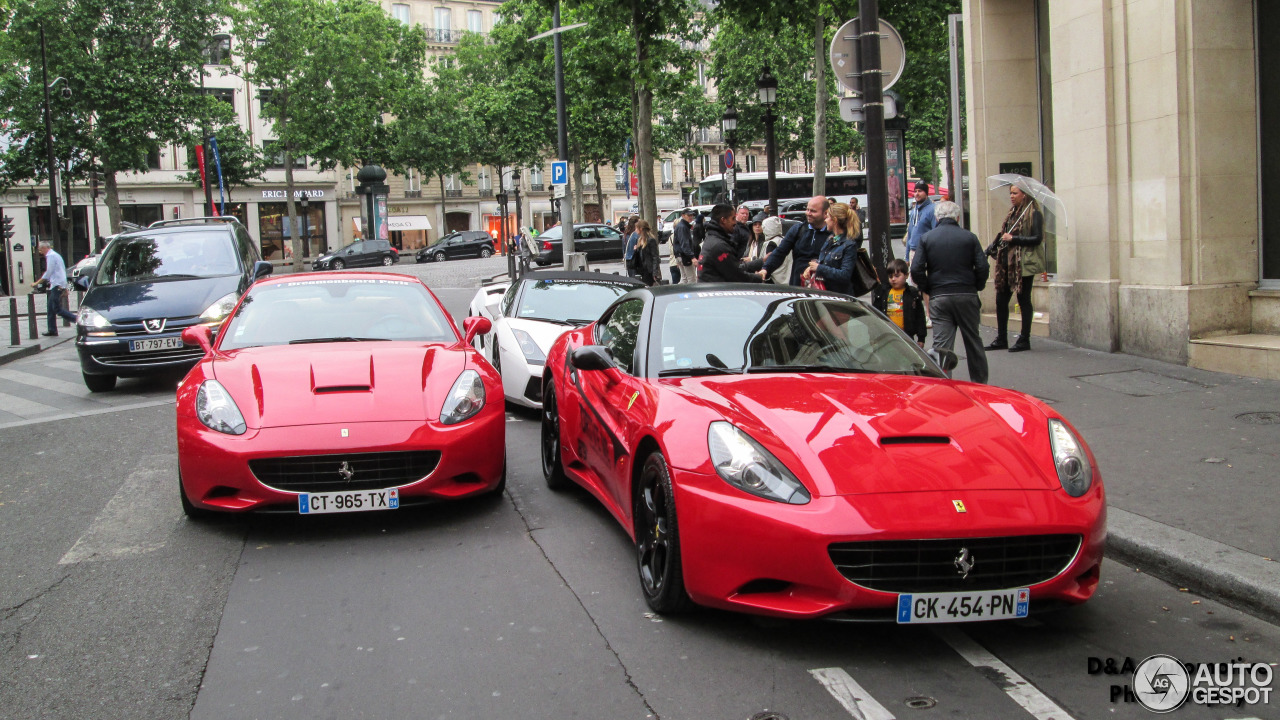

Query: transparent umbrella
[986,173,1068,234]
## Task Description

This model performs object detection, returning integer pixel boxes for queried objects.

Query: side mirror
[72,274,91,291]
[182,325,214,355]
[345,249,355,255]
[252,260,273,280]
[570,345,617,372]
[463,316,491,345]
[928,347,959,373]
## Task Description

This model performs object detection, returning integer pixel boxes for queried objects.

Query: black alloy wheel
[82,372,116,392]
[332,259,345,270]
[479,247,492,259]
[634,452,693,613]
[541,383,568,490]
[382,255,394,266]
[434,251,446,263]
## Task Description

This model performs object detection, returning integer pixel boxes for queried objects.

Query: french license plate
[298,488,399,514]
[129,337,183,352]
[896,587,1029,624]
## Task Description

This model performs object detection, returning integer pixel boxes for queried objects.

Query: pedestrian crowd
[612,179,1043,384]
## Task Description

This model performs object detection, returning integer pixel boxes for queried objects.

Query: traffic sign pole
[860,0,895,282]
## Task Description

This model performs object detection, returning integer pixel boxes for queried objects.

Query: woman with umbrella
[986,184,1046,352]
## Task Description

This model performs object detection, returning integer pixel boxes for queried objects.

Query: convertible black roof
[644,282,849,300]
[521,270,644,286]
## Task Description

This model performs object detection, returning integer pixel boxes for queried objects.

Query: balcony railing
[477,188,493,197]
[530,183,544,191]
[404,190,422,198]
[426,28,455,43]
[661,181,674,190]
[615,180,626,190]
[445,189,463,197]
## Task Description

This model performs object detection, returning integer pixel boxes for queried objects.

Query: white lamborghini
[468,271,644,408]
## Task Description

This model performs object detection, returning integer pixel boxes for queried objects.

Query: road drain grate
[905,696,938,709]
[749,713,790,720]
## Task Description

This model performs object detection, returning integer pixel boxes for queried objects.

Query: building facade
[964,0,1279,378]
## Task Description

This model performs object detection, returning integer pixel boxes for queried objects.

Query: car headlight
[511,328,546,364]
[440,369,485,425]
[78,307,111,329]
[708,421,810,504]
[199,292,239,323]
[1048,419,1092,497]
[196,379,247,435]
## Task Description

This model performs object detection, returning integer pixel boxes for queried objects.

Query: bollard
[62,289,72,327]
[27,294,38,340]
[9,297,19,347]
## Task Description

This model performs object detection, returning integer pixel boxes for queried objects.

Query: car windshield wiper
[658,365,742,377]
[287,337,390,345]
[744,364,874,374]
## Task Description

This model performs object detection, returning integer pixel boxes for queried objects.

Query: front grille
[249,451,442,493]
[95,347,206,366]
[828,534,1081,593]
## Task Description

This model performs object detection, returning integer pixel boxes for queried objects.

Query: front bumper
[177,413,505,513]
[77,332,205,377]
[671,468,1106,620]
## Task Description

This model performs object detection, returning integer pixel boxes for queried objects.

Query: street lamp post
[756,66,779,216]
[720,107,738,206]
[299,194,310,257]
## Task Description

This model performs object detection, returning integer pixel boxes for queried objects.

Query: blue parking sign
[551,160,568,185]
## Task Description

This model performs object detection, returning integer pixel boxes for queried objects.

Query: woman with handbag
[633,220,661,286]
[803,203,865,295]
[986,186,1045,352]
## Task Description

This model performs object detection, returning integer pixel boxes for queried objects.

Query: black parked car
[312,239,398,270]
[533,223,627,266]
[416,230,496,262]
[75,218,272,392]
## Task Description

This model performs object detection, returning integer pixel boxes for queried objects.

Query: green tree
[1,0,230,233]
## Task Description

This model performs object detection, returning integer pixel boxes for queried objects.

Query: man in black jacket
[909,200,990,384]
[672,208,698,284]
[731,205,754,257]
[699,204,764,283]
[762,196,831,285]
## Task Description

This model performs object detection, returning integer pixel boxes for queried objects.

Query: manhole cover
[905,696,937,709]
[1236,411,1280,425]
[749,713,790,720]
[1073,370,1204,397]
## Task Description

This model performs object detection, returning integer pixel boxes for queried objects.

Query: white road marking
[59,455,179,565]
[0,366,96,397]
[809,667,896,720]
[934,627,1075,720]
[0,397,175,429]
[0,390,61,416]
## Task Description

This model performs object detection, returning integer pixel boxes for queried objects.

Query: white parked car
[467,271,644,408]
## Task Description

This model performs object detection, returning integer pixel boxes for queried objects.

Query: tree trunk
[812,1,827,196]
[593,163,604,220]
[630,81,643,216]
[632,0,656,225]
[284,146,302,273]
[103,166,122,234]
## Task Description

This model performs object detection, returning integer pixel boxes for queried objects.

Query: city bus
[697,170,869,208]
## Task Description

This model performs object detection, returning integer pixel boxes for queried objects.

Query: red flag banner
[195,145,208,193]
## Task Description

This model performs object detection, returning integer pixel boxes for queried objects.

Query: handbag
[849,249,879,297]
[803,274,826,290]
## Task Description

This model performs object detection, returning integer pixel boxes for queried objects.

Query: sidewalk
[1,291,1278,624]
[1,291,80,366]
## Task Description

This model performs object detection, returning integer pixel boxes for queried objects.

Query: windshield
[94,232,239,285]
[514,278,634,324]
[654,292,943,378]
[219,277,457,350]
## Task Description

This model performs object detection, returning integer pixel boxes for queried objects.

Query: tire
[479,247,492,258]
[83,373,116,392]
[434,252,446,263]
[540,383,569,490]
[332,259,345,270]
[179,471,214,520]
[634,452,694,614]
[382,255,394,266]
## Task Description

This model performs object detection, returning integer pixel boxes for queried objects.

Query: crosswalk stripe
[0,389,61,417]
[809,667,897,720]
[59,455,179,565]
[0,367,94,397]
[935,627,1075,720]
[0,397,175,429]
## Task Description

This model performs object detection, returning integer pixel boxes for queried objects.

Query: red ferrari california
[541,284,1105,622]
[176,272,503,517]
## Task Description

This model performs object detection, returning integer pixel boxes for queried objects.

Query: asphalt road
[2,257,1278,720]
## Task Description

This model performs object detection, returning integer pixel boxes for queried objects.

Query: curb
[0,343,41,367]
[1105,507,1280,626]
